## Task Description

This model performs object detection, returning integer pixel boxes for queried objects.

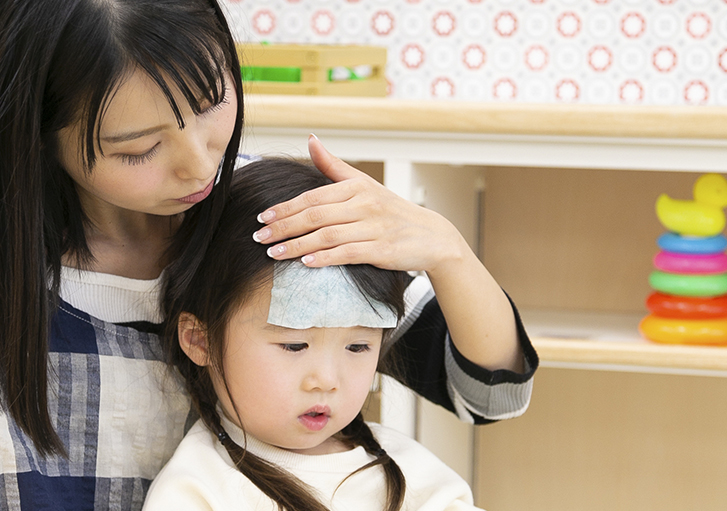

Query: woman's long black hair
[0,0,243,456]
[162,158,410,511]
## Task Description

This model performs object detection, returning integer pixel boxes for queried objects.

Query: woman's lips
[178,180,214,204]
[298,406,331,431]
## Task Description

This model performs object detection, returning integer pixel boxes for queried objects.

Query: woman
[0,0,537,509]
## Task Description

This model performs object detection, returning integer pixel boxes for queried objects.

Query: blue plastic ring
[657,233,727,255]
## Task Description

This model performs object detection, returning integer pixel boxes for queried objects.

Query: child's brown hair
[162,158,410,511]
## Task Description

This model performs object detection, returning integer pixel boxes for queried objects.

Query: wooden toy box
[237,43,387,97]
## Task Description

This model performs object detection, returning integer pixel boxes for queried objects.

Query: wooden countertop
[245,95,727,140]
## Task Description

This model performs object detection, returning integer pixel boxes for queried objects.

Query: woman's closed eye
[200,96,230,116]
[199,82,230,116]
[120,143,160,166]
[279,343,308,353]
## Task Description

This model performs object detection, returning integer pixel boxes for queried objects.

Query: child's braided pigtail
[338,413,406,511]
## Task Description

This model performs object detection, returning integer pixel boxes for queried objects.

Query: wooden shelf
[523,309,727,374]
[245,94,727,139]
[244,97,727,377]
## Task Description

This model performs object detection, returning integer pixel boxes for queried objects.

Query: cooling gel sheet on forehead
[267,260,397,329]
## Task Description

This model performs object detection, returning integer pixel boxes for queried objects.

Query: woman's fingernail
[252,227,271,242]
[257,210,276,223]
[301,254,315,265]
[309,133,319,141]
[267,245,287,258]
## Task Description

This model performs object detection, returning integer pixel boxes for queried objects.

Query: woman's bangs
[78,9,234,168]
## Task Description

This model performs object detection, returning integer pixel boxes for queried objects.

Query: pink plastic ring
[653,251,727,275]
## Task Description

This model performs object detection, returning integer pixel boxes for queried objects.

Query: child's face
[214,279,383,456]
[56,68,237,220]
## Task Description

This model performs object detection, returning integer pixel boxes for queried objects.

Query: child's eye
[120,143,159,166]
[279,343,308,352]
[347,344,371,354]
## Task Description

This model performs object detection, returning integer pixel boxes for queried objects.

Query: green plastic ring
[649,270,727,298]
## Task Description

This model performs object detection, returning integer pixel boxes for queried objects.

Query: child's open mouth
[299,406,330,431]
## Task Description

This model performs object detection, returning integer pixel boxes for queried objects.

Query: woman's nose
[174,129,216,181]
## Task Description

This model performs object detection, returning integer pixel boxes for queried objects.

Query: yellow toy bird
[656,173,727,237]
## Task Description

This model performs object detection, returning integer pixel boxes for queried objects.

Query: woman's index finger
[257,180,352,224]
[308,134,364,182]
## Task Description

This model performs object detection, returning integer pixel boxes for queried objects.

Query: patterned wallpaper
[222,0,727,105]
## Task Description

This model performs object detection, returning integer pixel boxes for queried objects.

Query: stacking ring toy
[657,233,727,255]
[653,251,727,274]
[649,270,727,297]
[646,292,727,319]
[639,314,727,345]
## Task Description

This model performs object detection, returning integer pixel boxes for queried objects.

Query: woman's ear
[178,312,210,367]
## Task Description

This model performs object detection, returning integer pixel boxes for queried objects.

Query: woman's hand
[252,134,461,273]
[253,135,524,373]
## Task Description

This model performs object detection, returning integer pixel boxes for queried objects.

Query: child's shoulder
[365,422,480,509]
[366,421,443,462]
[143,419,241,510]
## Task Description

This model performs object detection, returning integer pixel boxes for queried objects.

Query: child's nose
[302,360,339,392]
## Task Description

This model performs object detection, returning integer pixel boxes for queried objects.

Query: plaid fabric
[0,300,194,510]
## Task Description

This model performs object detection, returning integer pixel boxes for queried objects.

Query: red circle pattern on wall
[432,11,456,37]
[588,46,613,72]
[462,44,486,70]
[652,46,677,73]
[401,44,425,70]
[372,11,395,37]
[494,11,518,38]
[311,10,334,36]
[620,12,645,39]
[252,10,275,35]
[619,79,644,103]
[493,78,517,100]
[226,1,727,105]
[686,12,711,40]
[557,12,581,38]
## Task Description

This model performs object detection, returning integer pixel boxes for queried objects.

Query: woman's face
[56,69,237,220]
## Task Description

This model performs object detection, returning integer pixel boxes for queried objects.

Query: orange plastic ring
[639,314,727,345]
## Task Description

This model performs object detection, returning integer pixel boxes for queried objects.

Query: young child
[144,158,485,511]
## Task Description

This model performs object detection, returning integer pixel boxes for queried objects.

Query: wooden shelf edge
[245,95,727,140]
[533,337,727,372]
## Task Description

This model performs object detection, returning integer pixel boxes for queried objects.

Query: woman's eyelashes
[120,143,160,166]
[200,96,229,116]
[200,84,230,116]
